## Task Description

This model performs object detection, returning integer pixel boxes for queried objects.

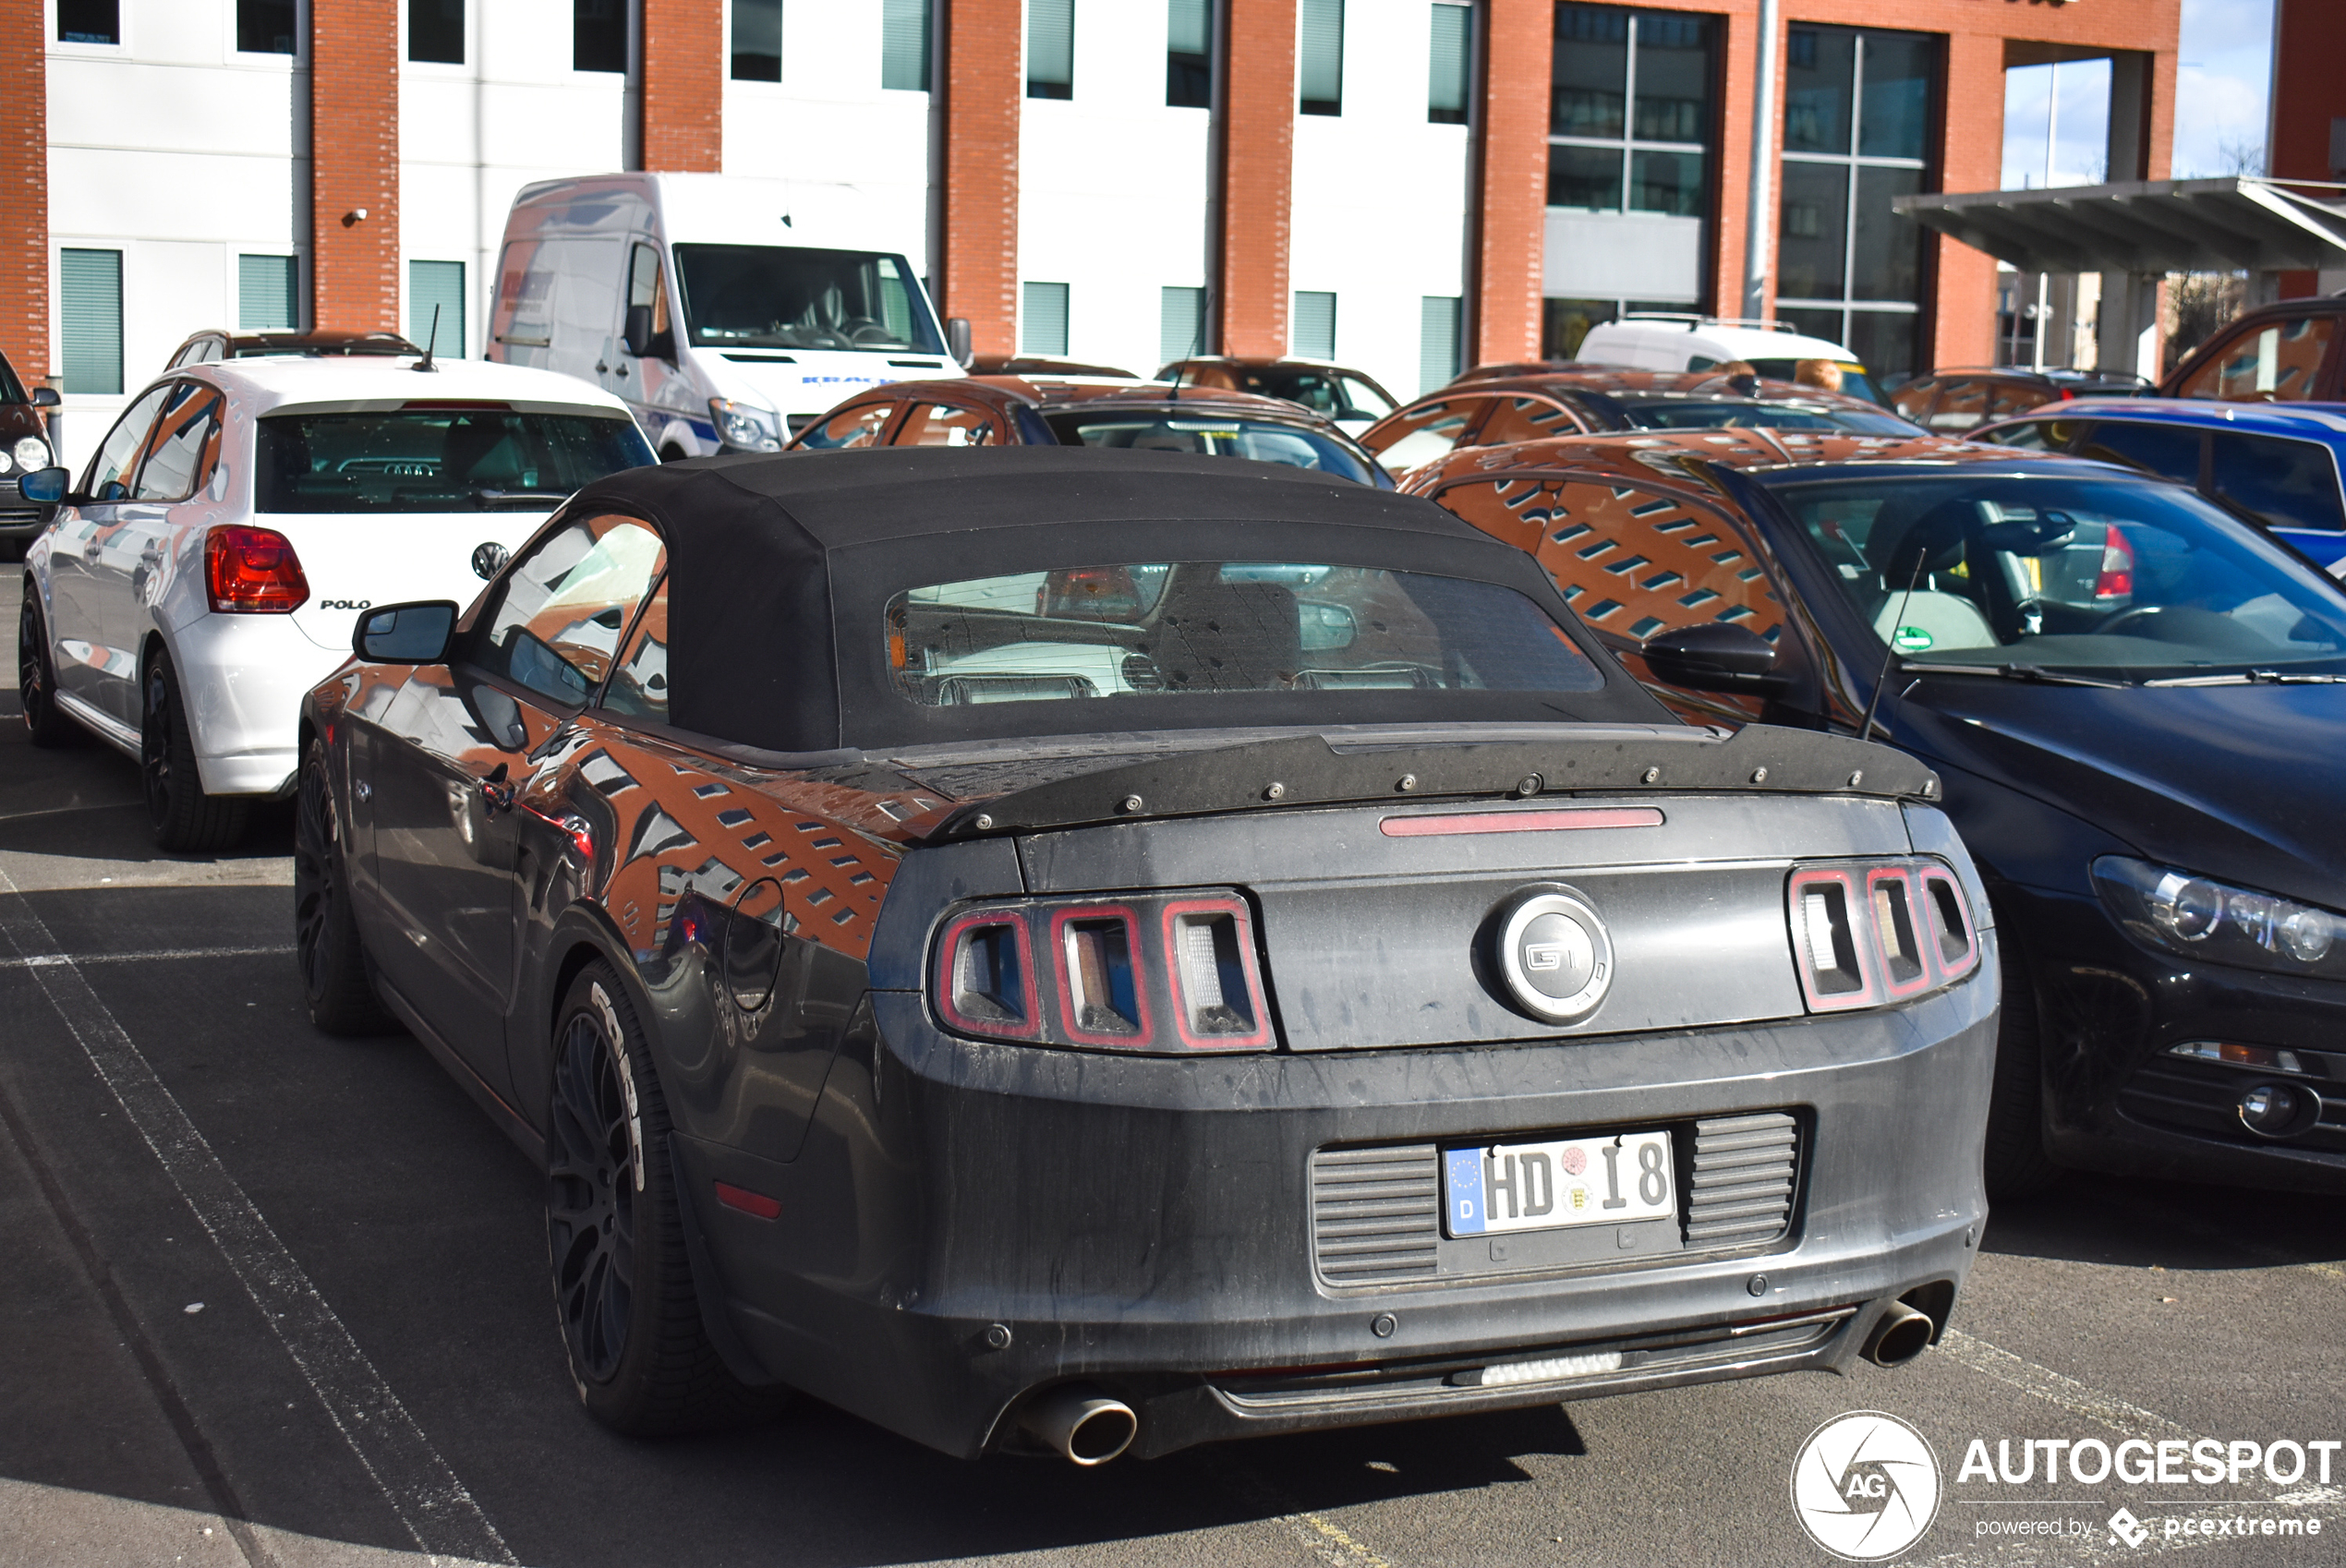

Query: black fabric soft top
[564,447,1667,753]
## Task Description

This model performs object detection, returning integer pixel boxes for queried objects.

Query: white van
[1576,315,1885,404]
[488,173,960,458]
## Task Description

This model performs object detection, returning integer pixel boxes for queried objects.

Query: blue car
[1973,399,2346,574]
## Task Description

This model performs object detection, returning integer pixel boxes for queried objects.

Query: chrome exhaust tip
[1861,1300,1936,1368]
[1019,1384,1138,1466]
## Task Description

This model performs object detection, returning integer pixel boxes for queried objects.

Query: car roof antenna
[1169,292,1210,406]
[1856,542,1929,742]
[415,305,440,373]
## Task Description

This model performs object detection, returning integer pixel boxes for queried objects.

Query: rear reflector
[204,524,308,613]
[713,1182,780,1220]
[1382,807,1665,838]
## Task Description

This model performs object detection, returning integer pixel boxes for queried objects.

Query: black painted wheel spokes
[141,664,174,828]
[550,1010,637,1384]
[17,594,43,728]
[293,761,334,995]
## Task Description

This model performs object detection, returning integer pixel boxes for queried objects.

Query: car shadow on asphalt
[1980,1171,2345,1272]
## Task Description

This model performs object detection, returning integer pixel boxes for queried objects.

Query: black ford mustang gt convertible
[295,446,1994,1463]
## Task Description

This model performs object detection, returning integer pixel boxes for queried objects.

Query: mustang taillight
[205,525,309,613]
[934,891,1273,1053]
[1788,859,1978,1012]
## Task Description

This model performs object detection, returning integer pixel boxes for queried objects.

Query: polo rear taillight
[205,525,309,613]
[1788,859,1977,1012]
[933,891,1273,1054]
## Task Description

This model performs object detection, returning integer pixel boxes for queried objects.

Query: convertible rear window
[888,561,1604,706]
[1042,412,1377,485]
[255,408,653,513]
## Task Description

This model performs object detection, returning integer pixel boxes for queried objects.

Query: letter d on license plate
[1443,1131,1675,1236]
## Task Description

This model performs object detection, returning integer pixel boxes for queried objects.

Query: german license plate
[1443,1131,1675,1236]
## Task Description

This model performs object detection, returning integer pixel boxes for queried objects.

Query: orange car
[1154,356,1399,435]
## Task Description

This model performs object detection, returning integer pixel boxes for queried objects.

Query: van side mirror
[1639,623,1790,696]
[30,387,60,409]
[623,305,671,362]
[355,600,459,663]
[946,317,973,365]
[18,467,67,504]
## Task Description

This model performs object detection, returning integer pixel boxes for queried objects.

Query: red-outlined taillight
[1919,867,1979,983]
[205,524,308,613]
[1160,895,1273,1050]
[936,909,1040,1041]
[1789,867,1880,1011]
[1050,903,1152,1046]
[1865,866,1932,999]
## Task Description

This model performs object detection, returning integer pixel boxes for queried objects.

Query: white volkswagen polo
[18,352,655,849]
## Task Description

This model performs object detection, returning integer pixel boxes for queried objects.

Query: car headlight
[13,434,51,473]
[2092,856,2343,979]
[708,398,783,452]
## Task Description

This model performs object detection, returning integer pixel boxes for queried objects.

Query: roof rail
[1617,312,1797,332]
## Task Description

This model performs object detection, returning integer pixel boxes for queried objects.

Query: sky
[2001,0,2276,187]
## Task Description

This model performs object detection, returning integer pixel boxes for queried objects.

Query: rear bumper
[676,961,1997,1459]
[168,613,342,796]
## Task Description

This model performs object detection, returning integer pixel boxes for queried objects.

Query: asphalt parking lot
[1,569,2340,1568]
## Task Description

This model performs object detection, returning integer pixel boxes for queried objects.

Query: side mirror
[18,467,67,504]
[1639,622,1790,696]
[30,387,60,409]
[945,316,973,365]
[354,600,459,663]
[622,304,671,361]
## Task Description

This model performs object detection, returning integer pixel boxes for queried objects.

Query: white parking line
[1937,1328,2194,1442]
[0,944,295,969]
[0,863,514,1566]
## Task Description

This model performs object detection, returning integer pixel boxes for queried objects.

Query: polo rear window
[255,407,652,513]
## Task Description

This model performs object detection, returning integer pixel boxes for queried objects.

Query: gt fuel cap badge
[1496,889,1614,1022]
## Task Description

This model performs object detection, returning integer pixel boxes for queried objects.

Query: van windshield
[672,245,941,354]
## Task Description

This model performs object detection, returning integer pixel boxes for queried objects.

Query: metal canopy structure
[1894,177,2346,276]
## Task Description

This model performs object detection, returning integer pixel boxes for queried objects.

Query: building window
[56,0,119,44]
[409,0,464,64]
[1022,282,1070,356]
[237,0,296,54]
[1419,295,1460,395]
[1028,0,1072,99]
[732,0,780,80]
[1299,0,1343,115]
[881,0,929,90]
[409,260,466,357]
[1167,0,1212,109]
[239,255,298,332]
[1547,5,1712,218]
[61,249,123,396]
[574,0,627,73]
[1293,291,1336,359]
[1775,25,1934,382]
[1429,2,1469,125]
[1160,285,1205,364]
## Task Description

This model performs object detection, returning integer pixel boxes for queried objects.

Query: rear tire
[18,586,79,747]
[547,962,786,1435]
[293,739,395,1035]
[659,444,687,464]
[141,648,248,853]
[1983,943,2062,1200]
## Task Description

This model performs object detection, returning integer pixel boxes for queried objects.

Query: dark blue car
[1974,399,2346,575]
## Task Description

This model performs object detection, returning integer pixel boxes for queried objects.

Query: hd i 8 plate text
[1444,1132,1675,1236]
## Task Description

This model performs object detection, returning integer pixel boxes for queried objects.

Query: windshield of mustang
[1768,474,2346,677]
[889,561,1604,706]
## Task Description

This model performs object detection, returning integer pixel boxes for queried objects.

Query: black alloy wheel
[546,963,786,1434]
[18,586,78,747]
[293,739,393,1035]
[140,649,248,852]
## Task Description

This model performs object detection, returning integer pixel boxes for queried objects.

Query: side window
[132,383,225,502]
[796,401,894,450]
[81,385,173,501]
[1475,396,1583,446]
[2210,432,2346,534]
[626,242,671,338]
[2076,421,2202,485]
[602,578,671,721]
[1974,419,2054,451]
[899,402,996,447]
[1360,396,1492,472]
[1925,379,1989,431]
[474,514,667,706]
[1340,375,1396,418]
[1986,383,2048,419]
[2177,316,2336,402]
[1889,376,1938,423]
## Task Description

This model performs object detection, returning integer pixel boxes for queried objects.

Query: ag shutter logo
[1792,1411,1944,1561]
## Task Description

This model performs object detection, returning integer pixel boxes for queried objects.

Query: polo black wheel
[141,649,247,852]
[18,586,78,747]
[293,739,394,1035]
[546,963,785,1434]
